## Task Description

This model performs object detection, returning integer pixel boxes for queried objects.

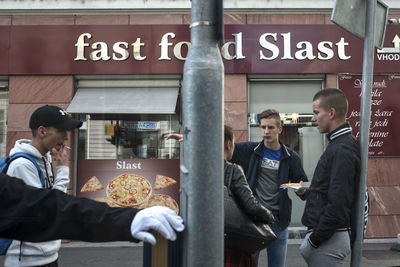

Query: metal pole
[351,0,376,266]
[181,0,224,266]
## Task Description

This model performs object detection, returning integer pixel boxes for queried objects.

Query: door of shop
[248,76,325,228]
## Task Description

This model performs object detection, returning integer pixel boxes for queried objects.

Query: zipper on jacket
[19,241,22,261]
[42,157,54,189]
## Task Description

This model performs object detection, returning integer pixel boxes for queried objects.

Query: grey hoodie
[4,139,70,267]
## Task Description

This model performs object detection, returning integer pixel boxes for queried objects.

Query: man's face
[259,118,282,148]
[42,126,68,152]
[312,99,332,134]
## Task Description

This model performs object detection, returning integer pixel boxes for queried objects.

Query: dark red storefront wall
[0,24,399,75]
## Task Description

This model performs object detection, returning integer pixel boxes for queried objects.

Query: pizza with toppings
[280,182,310,189]
[138,194,179,215]
[106,173,152,207]
[80,176,104,192]
[154,174,177,190]
[280,183,301,188]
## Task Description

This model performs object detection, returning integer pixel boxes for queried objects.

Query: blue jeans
[255,219,288,267]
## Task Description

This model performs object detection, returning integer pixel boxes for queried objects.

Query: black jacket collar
[327,122,352,141]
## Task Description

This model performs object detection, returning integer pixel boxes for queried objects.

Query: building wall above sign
[0,0,399,12]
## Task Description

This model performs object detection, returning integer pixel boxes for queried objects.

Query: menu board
[76,159,180,214]
[339,74,400,157]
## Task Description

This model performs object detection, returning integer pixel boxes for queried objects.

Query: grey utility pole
[181,0,224,266]
[351,1,376,266]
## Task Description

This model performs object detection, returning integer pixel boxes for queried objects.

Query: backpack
[0,152,45,256]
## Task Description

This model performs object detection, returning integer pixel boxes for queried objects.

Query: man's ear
[37,126,47,137]
[224,140,231,151]
[278,125,283,134]
[329,107,336,120]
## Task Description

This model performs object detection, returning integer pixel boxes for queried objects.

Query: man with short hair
[4,105,83,267]
[299,88,361,266]
[231,109,308,267]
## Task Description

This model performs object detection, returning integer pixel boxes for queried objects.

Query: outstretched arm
[0,173,184,245]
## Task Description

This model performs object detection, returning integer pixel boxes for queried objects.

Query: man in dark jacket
[298,88,360,267]
[231,109,308,267]
[0,173,184,245]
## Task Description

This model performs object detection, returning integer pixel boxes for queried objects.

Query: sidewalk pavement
[60,238,400,267]
[2,239,399,266]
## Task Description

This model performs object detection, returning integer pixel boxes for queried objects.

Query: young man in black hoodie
[299,88,361,266]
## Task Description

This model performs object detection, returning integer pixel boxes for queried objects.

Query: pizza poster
[76,159,180,214]
[339,74,400,157]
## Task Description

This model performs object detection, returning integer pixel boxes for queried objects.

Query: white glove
[130,206,184,245]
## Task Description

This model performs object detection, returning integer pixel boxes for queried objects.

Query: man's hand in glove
[259,206,275,225]
[130,206,184,245]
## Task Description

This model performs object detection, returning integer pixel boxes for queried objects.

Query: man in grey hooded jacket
[5,105,82,267]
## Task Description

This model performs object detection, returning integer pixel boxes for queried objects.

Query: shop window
[71,76,182,228]
[0,77,8,157]
[77,114,180,160]
[69,75,182,160]
[248,77,325,177]
[248,77,323,149]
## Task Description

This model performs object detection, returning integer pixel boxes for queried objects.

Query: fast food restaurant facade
[1,2,400,240]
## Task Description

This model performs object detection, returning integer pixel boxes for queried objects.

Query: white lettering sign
[258,33,351,61]
[74,31,352,62]
[116,160,142,170]
[74,33,146,61]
